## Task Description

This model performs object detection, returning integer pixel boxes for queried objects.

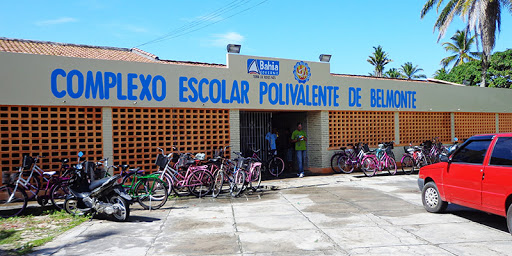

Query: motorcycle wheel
[109,195,130,222]
[64,197,87,216]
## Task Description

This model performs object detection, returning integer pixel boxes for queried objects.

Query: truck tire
[422,182,448,213]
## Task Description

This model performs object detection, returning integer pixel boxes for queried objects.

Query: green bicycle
[115,165,168,210]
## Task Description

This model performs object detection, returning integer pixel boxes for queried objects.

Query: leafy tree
[434,67,449,77]
[434,49,512,88]
[367,46,392,77]
[441,30,480,69]
[421,0,512,87]
[399,62,427,80]
[385,68,402,78]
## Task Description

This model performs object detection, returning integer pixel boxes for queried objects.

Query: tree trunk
[480,53,489,87]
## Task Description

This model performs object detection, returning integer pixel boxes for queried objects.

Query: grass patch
[0,209,88,255]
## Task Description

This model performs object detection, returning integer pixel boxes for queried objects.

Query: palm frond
[421,0,440,18]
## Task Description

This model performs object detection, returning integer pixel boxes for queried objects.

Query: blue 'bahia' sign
[247,59,279,76]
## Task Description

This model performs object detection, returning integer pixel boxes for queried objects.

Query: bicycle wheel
[135,177,168,210]
[187,170,213,198]
[337,155,354,174]
[268,157,285,177]
[154,171,173,195]
[361,157,377,177]
[212,170,224,198]
[386,158,397,175]
[230,170,246,197]
[401,155,415,175]
[50,182,69,210]
[419,154,430,167]
[331,153,343,173]
[249,164,262,191]
[0,185,28,218]
[22,172,40,200]
[121,173,136,192]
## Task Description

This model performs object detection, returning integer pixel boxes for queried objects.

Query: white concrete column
[451,112,455,140]
[394,112,400,145]
[229,109,240,157]
[306,111,330,172]
[496,113,500,133]
[102,107,114,174]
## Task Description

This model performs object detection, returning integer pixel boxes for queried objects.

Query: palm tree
[399,62,427,80]
[441,30,480,69]
[385,68,402,78]
[434,67,449,77]
[367,46,392,77]
[421,0,512,87]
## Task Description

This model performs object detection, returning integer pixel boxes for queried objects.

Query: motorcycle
[64,152,132,221]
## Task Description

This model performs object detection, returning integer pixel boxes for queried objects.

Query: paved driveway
[34,173,512,255]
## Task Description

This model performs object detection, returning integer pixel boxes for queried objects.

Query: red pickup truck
[418,133,512,234]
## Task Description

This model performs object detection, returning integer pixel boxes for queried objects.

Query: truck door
[482,136,512,214]
[444,139,492,206]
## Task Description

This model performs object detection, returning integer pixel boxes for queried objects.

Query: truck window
[451,140,492,164]
[490,137,512,166]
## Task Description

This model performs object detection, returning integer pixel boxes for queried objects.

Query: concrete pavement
[33,173,512,255]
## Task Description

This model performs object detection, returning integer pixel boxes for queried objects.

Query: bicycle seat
[252,149,261,153]
[43,171,57,176]
[120,164,130,170]
[339,147,347,150]
[127,168,143,174]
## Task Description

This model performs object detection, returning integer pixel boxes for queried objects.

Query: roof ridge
[0,37,133,52]
[131,47,159,60]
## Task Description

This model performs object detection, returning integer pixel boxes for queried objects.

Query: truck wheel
[422,182,448,213]
[507,204,512,235]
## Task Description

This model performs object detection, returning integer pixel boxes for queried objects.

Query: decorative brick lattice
[499,113,512,133]
[454,112,496,139]
[329,111,395,148]
[399,112,451,145]
[0,106,103,182]
[111,108,230,172]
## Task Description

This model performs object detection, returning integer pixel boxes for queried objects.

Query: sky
[1,0,511,78]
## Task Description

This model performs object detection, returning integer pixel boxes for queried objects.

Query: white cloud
[210,32,244,47]
[36,17,78,26]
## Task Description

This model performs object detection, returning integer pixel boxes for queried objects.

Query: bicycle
[35,158,72,210]
[238,155,262,191]
[331,146,352,173]
[361,142,397,177]
[0,172,28,218]
[154,147,214,198]
[337,143,374,174]
[115,164,168,210]
[13,155,46,200]
[212,147,246,198]
[251,149,284,178]
[401,143,430,174]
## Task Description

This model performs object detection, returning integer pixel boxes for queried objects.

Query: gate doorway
[239,111,307,166]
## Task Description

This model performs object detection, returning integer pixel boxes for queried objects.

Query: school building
[1,37,512,179]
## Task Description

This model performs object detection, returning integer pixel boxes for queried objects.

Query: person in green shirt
[291,122,307,178]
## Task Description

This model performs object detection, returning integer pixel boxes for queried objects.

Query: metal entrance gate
[240,111,271,161]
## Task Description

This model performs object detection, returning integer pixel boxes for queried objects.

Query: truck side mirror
[440,154,450,163]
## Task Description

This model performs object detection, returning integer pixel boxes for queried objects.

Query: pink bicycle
[154,147,213,198]
[361,142,397,177]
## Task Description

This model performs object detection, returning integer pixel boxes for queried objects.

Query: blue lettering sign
[369,89,417,109]
[179,76,250,105]
[50,69,167,101]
